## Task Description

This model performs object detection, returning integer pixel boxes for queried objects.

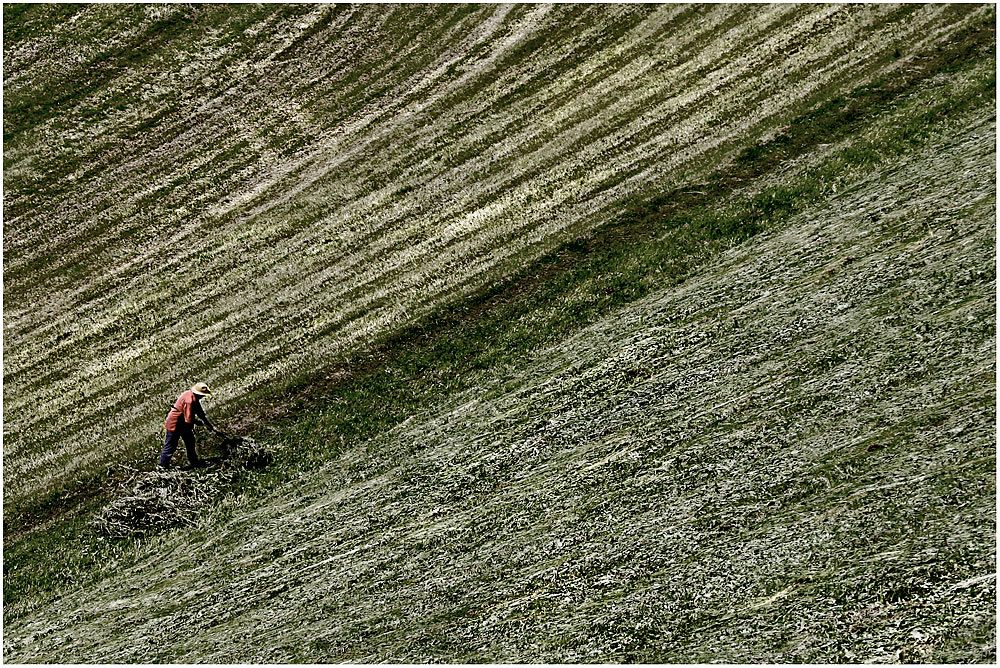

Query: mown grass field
[3,4,996,663]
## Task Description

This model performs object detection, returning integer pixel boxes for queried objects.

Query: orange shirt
[164,390,204,432]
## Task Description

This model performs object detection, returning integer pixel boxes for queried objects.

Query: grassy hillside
[3,3,996,663]
[5,4,992,516]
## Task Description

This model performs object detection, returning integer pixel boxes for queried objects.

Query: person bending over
[159,382,217,468]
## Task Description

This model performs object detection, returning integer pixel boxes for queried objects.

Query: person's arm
[194,400,215,432]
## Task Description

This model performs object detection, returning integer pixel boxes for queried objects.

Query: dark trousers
[159,427,197,467]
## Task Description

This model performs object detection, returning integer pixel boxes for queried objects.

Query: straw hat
[191,382,212,397]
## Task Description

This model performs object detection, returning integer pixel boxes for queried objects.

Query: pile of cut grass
[91,469,221,539]
[91,436,270,538]
[219,435,273,471]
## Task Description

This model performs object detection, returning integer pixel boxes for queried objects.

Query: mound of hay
[220,436,272,470]
[91,469,227,538]
[91,436,273,538]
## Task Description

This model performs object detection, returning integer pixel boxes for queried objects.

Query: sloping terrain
[3,3,996,663]
[4,4,991,514]
[4,98,994,664]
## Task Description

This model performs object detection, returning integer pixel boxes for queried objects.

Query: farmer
[159,382,218,468]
